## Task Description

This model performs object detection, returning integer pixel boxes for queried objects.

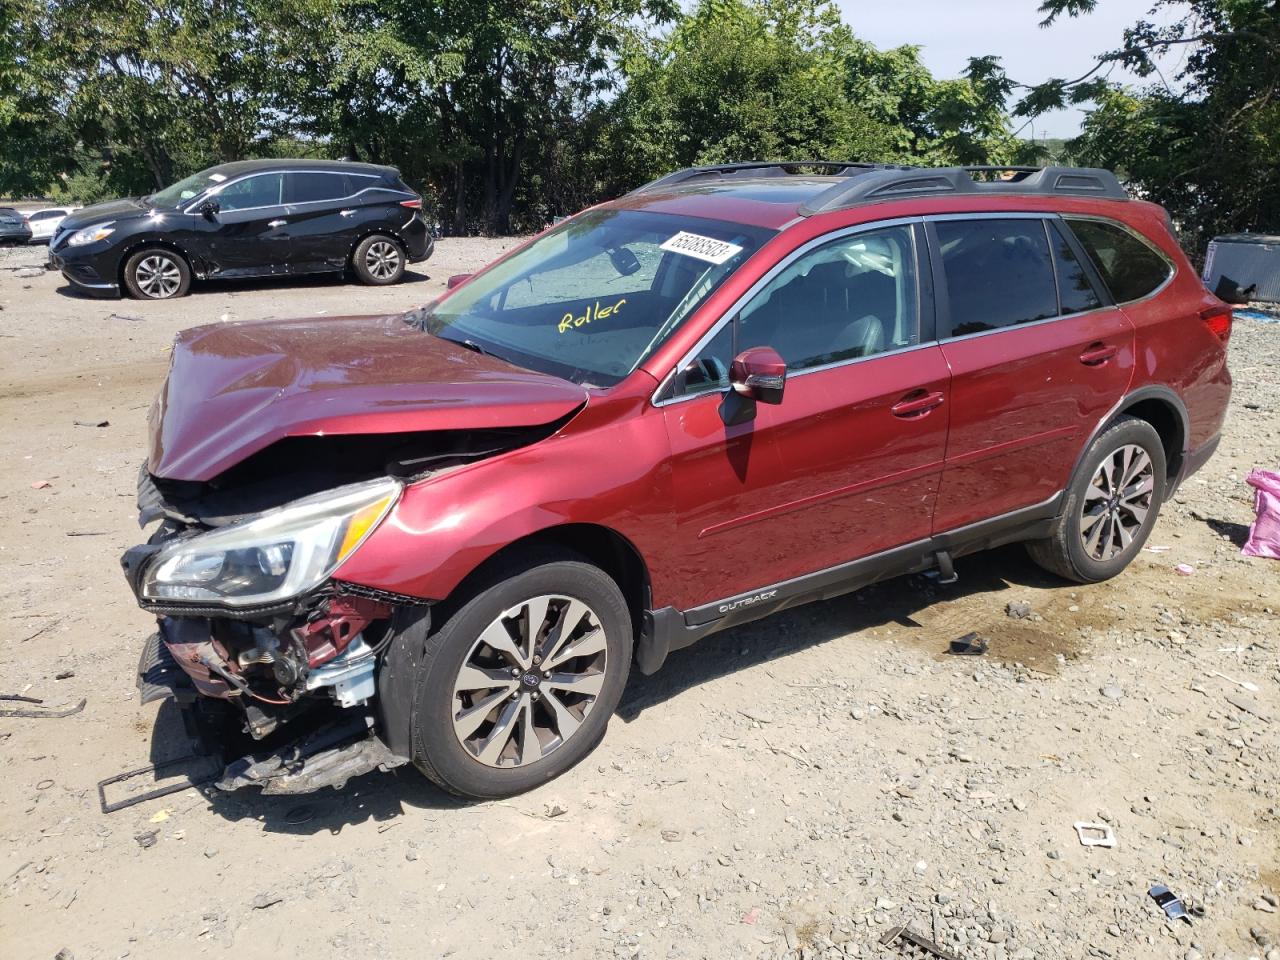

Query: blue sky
[834,0,1192,139]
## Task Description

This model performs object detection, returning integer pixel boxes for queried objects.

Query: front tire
[411,550,632,799]
[123,248,191,300]
[1026,415,1167,583]
[352,235,406,285]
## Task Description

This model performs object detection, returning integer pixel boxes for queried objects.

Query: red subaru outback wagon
[122,163,1231,799]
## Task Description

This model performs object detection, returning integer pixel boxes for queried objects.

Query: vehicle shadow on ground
[54,268,431,301]
[617,543,1066,722]
[143,701,470,831]
[154,544,1065,833]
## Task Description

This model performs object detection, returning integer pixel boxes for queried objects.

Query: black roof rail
[628,160,916,195]
[797,165,1128,214]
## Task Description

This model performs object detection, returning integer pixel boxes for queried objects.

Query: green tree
[992,0,1280,254]
[600,0,896,190]
[845,44,1019,164]
[272,0,675,233]
[1,0,76,196]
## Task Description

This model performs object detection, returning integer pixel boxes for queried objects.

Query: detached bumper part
[215,718,407,795]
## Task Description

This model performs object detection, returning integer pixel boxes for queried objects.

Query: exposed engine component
[305,636,377,708]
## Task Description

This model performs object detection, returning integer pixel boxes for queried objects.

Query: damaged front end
[122,467,425,795]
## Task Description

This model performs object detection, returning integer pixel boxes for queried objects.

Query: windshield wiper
[436,333,507,362]
[432,332,488,355]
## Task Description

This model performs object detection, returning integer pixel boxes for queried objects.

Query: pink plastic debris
[1174,563,1196,575]
[1242,469,1280,560]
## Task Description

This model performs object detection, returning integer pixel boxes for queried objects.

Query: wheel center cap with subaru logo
[521,671,541,688]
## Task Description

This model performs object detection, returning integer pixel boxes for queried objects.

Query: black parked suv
[49,159,434,299]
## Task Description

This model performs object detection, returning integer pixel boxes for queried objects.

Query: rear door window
[1065,218,1173,303]
[935,219,1057,336]
[284,172,349,205]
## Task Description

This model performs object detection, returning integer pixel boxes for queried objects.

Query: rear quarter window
[1065,218,1173,303]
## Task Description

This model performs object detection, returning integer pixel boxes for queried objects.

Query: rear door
[661,221,951,611]
[283,171,379,272]
[929,214,1135,533]
[203,172,290,276]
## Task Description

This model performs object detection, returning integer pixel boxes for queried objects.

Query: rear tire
[123,248,191,299]
[410,549,632,799]
[1026,415,1167,583]
[352,235,406,285]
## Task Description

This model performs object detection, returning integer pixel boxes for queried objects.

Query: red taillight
[399,198,422,209]
[1200,306,1233,343]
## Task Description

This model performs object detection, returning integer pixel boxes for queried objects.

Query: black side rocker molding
[636,494,1062,675]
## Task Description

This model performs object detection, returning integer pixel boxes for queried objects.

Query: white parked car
[24,206,79,243]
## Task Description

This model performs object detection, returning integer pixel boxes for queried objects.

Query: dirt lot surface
[0,241,1277,960]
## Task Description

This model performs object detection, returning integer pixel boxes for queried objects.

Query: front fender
[331,391,677,606]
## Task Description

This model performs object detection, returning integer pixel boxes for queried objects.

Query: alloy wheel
[365,240,401,280]
[135,255,182,298]
[451,595,608,768]
[1079,443,1155,561]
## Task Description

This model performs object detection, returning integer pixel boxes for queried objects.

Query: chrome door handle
[339,209,356,218]
[268,219,287,228]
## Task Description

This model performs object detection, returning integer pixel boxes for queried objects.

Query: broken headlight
[141,478,400,608]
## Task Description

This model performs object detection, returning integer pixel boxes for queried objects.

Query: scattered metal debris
[134,830,159,849]
[0,695,85,719]
[880,924,961,960]
[97,755,222,814]
[1073,821,1116,848]
[1149,884,1193,924]
[948,633,987,656]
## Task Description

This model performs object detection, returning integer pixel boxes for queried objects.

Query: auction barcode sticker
[660,231,744,265]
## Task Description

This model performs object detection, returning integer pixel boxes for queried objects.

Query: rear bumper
[402,218,433,263]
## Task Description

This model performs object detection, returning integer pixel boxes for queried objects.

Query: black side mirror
[197,198,220,220]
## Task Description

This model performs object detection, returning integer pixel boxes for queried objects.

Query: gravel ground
[0,240,1277,960]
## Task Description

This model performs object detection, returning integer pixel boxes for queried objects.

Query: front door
[928,215,1136,532]
[203,172,291,277]
[661,223,951,611]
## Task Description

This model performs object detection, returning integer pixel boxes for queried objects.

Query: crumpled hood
[149,313,589,481]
